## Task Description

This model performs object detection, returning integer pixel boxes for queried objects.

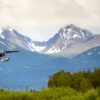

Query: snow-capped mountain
[0,24,100,57]
[58,24,93,40]
[0,28,46,52]
[40,24,100,56]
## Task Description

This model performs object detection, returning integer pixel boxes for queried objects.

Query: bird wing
[4,51,19,53]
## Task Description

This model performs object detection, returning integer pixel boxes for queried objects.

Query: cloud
[0,0,100,41]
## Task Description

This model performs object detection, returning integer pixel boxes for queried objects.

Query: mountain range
[0,24,100,57]
[0,24,100,90]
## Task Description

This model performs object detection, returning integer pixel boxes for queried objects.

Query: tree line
[48,67,100,93]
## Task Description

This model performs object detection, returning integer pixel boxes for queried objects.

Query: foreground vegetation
[0,68,100,100]
[0,87,100,100]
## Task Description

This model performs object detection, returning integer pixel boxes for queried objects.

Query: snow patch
[0,34,5,39]
[67,28,71,34]
[0,29,5,39]
[60,28,82,40]
[34,46,46,52]
[73,34,81,38]
[62,30,66,38]
[60,28,72,39]
[28,42,46,52]
[67,35,72,40]
[87,52,93,55]
[0,41,6,45]
[46,46,61,54]
[8,28,13,32]
[0,29,2,35]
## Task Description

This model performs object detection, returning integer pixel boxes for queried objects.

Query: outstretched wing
[4,51,19,53]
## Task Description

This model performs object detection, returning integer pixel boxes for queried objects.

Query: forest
[48,67,100,93]
[0,68,100,100]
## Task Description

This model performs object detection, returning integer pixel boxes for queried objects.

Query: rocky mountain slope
[0,24,100,57]
[0,28,45,52]
[41,24,100,57]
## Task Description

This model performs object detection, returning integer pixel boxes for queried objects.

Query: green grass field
[0,87,100,100]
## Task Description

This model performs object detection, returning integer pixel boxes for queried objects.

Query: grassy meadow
[0,68,100,100]
[0,88,100,100]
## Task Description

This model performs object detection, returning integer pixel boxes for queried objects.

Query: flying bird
[0,51,19,62]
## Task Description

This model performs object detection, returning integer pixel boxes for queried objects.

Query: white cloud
[0,0,100,41]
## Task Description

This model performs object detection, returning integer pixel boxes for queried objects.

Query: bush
[85,89,98,100]
[39,87,83,100]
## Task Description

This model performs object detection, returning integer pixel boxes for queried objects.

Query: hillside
[0,45,100,90]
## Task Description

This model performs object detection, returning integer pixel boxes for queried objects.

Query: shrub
[85,89,98,100]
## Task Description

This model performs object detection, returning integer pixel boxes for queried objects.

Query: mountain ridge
[0,24,100,57]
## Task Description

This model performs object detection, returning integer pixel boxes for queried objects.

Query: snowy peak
[0,24,100,57]
[58,24,93,40]
[42,24,98,55]
[0,28,20,40]
[0,28,46,52]
[0,28,27,45]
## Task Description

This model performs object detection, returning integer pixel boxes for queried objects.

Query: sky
[0,0,100,41]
